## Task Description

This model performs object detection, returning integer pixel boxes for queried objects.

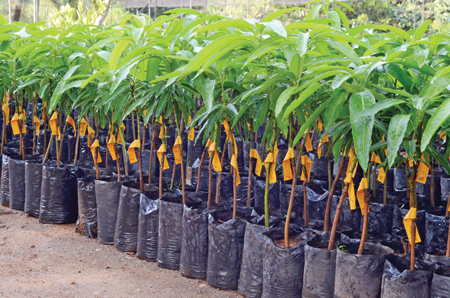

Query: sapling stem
[215,143,227,204]
[196,148,207,193]
[328,159,357,250]
[324,156,346,231]
[247,123,254,207]
[284,152,302,248]
[148,118,156,184]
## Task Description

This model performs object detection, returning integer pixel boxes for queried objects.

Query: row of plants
[2,0,450,296]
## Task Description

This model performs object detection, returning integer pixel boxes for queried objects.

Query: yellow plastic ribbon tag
[264,152,277,184]
[250,149,262,176]
[403,208,421,244]
[33,116,41,136]
[90,139,102,163]
[159,116,165,139]
[107,135,119,161]
[67,116,76,136]
[128,139,140,164]
[49,112,61,140]
[88,126,95,138]
[283,148,295,181]
[371,152,381,164]
[440,132,446,139]
[323,135,329,142]
[2,104,9,124]
[79,118,88,136]
[415,162,429,184]
[120,122,126,131]
[173,136,183,165]
[301,154,313,182]
[317,141,323,159]
[356,178,369,215]
[11,113,20,135]
[305,133,313,152]
[19,113,26,133]
[188,115,195,141]
[317,121,323,131]
[345,173,356,210]
[208,142,222,172]
[157,144,170,170]
[377,167,386,183]
[231,154,241,186]
[223,120,231,141]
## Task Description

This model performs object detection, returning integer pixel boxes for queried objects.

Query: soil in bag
[1,154,9,207]
[431,265,450,298]
[424,253,450,267]
[95,179,124,245]
[24,161,43,217]
[75,178,98,238]
[114,182,159,252]
[425,211,449,255]
[39,164,78,224]
[8,157,26,210]
[207,210,247,291]
[179,205,210,279]
[261,227,315,298]
[237,222,269,298]
[381,254,436,298]
[136,193,159,261]
[302,232,348,298]
[157,190,202,270]
[334,242,394,298]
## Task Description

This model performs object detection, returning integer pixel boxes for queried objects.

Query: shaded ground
[0,207,241,298]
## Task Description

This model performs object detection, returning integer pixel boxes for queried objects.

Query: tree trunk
[94,0,112,26]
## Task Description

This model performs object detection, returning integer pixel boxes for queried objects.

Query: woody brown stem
[357,189,370,255]
[328,182,350,250]
[284,152,302,249]
[215,143,227,204]
[196,149,207,193]
[324,156,346,231]
[148,119,157,184]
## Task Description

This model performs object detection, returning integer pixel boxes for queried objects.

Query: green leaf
[109,40,132,71]
[179,35,252,80]
[426,145,450,175]
[297,31,309,57]
[421,97,450,152]
[387,114,411,167]
[327,10,341,30]
[324,89,348,131]
[357,99,406,119]
[293,99,329,146]
[262,20,287,38]
[283,82,322,118]
[374,25,411,42]
[334,8,349,29]
[414,44,428,68]
[262,8,301,22]
[275,86,297,118]
[350,91,376,172]
[0,14,7,25]
[414,20,431,41]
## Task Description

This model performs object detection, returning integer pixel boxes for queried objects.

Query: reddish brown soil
[274,238,302,249]
[0,207,241,298]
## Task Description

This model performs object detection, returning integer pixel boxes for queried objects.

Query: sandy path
[0,207,241,298]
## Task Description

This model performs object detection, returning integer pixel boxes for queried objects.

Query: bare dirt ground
[0,207,241,298]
